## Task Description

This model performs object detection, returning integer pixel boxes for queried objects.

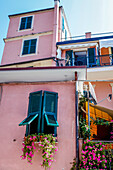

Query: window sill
[20,53,37,57]
[18,28,33,32]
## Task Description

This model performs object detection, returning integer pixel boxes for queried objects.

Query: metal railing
[64,54,113,68]
[61,31,113,41]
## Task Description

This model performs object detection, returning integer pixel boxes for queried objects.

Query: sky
[0,0,113,62]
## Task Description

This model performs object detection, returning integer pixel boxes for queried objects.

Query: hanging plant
[79,117,91,140]
[20,133,58,169]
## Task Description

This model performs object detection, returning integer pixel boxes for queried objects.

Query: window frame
[20,36,38,57]
[18,15,34,32]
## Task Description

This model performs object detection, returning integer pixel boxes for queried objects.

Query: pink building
[1,0,113,169]
[0,66,86,170]
[1,0,71,67]
[0,0,87,169]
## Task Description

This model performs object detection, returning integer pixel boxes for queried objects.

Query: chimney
[85,32,91,38]
[52,0,60,57]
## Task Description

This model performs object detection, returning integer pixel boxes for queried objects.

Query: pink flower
[33,136,36,139]
[48,162,51,166]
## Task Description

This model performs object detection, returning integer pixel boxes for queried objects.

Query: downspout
[75,72,79,170]
[52,0,60,57]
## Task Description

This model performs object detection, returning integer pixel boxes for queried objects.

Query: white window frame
[18,15,34,32]
[20,36,39,57]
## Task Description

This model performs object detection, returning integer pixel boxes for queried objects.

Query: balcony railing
[64,54,113,68]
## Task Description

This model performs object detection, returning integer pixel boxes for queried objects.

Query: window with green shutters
[19,16,33,30]
[19,91,59,136]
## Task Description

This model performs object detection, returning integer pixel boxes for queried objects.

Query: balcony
[64,54,113,68]
[57,32,113,70]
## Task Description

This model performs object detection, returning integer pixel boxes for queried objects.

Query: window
[62,16,64,32]
[88,48,96,67]
[65,29,67,40]
[22,39,37,55]
[19,16,33,30]
[19,91,59,136]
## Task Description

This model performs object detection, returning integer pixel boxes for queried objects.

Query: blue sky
[0,0,113,62]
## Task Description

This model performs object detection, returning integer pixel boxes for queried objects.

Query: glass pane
[45,93,55,113]
[20,23,26,30]
[21,17,26,22]
[24,40,29,47]
[22,46,29,55]
[31,39,37,45]
[30,46,36,53]
[26,22,32,29]
[27,16,32,22]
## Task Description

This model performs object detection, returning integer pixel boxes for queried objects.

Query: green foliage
[20,133,58,169]
[93,117,110,126]
[79,94,88,109]
[70,158,76,170]
[79,117,91,140]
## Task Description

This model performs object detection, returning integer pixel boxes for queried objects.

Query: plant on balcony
[20,134,58,169]
[79,117,91,140]
[79,140,108,169]
[93,117,110,126]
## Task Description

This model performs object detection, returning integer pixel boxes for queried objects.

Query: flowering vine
[80,140,108,169]
[20,134,58,169]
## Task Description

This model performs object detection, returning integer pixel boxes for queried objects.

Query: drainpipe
[75,72,79,170]
[52,0,60,57]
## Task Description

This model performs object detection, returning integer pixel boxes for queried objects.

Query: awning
[90,103,113,119]
[58,42,97,50]
[99,39,113,48]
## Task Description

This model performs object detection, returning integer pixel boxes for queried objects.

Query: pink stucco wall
[0,82,76,170]
[7,10,54,38]
[1,34,53,65]
[1,8,62,65]
[92,82,113,110]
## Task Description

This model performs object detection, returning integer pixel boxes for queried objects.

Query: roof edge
[0,66,86,71]
[8,6,63,18]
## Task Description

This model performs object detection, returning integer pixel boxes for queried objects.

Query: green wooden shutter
[41,91,59,136]
[66,50,73,66]
[19,91,42,136]
[88,48,96,66]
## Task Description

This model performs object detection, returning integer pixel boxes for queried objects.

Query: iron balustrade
[64,54,113,68]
